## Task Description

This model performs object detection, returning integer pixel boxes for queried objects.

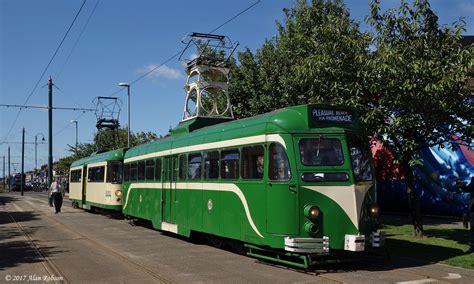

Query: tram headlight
[115,190,122,197]
[370,204,379,217]
[304,205,320,221]
[304,222,319,234]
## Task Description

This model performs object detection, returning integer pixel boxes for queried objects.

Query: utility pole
[21,127,25,196]
[2,155,4,187]
[35,135,38,170]
[48,77,53,205]
[8,146,10,192]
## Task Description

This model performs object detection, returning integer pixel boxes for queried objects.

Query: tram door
[82,166,87,206]
[163,156,178,224]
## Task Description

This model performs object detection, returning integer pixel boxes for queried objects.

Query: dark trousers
[470,212,474,249]
[52,193,63,213]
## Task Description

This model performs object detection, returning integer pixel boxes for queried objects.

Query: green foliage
[229,0,473,165]
[365,0,473,159]
[229,0,372,118]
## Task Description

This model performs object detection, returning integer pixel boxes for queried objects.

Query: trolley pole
[48,77,53,205]
[21,127,25,196]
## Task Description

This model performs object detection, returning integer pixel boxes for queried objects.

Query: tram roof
[124,104,361,159]
[71,148,125,167]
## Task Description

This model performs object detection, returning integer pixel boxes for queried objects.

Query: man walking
[49,176,64,214]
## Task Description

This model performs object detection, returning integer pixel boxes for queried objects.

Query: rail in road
[1,192,473,283]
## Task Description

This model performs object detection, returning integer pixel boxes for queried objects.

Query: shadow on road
[0,194,69,271]
[0,240,68,271]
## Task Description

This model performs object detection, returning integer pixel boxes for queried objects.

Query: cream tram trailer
[69,149,124,211]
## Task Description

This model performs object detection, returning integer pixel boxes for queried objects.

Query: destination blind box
[310,107,354,124]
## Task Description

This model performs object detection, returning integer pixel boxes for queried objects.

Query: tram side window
[269,143,291,181]
[188,153,202,180]
[137,161,145,180]
[204,151,219,179]
[145,160,155,180]
[221,149,240,179]
[178,155,186,180]
[155,158,162,180]
[107,161,123,183]
[242,145,264,179]
[130,163,138,181]
[348,135,373,182]
[88,166,105,182]
[124,164,130,182]
[70,169,81,183]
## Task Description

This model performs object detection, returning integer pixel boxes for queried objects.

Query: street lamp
[118,82,131,148]
[71,120,78,153]
[35,133,45,171]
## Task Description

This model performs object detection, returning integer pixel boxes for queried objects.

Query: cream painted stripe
[303,185,360,230]
[124,134,286,163]
[124,182,264,238]
[70,166,82,171]
[87,161,108,168]
[123,183,162,209]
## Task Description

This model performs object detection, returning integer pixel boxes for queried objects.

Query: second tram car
[69,148,124,211]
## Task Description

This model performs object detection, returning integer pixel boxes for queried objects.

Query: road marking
[396,279,437,284]
[443,273,461,279]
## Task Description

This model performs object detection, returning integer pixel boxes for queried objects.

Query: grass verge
[383,222,474,269]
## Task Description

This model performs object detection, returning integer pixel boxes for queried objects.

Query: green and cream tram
[69,148,125,211]
[119,105,383,267]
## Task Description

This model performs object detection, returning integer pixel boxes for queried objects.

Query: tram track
[8,194,463,283]
[14,196,174,284]
[4,204,69,284]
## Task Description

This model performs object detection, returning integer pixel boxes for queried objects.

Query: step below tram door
[162,156,178,224]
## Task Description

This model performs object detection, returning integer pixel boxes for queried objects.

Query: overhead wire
[1,0,88,144]
[3,0,262,155]
[56,0,101,81]
[108,0,261,96]
[54,111,87,137]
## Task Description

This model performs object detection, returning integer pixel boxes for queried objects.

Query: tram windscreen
[299,138,343,166]
[347,135,373,182]
[107,161,123,183]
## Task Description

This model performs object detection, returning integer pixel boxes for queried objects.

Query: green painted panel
[187,190,203,231]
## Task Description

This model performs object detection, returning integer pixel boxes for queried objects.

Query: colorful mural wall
[373,138,474,216]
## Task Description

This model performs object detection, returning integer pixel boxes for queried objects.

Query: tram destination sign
[310,107,354,124]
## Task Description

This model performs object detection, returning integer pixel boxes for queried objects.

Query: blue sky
[1,0,473,175]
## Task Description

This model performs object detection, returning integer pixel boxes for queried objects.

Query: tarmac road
[1,191,473,283]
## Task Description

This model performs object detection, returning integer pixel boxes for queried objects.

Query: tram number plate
[311,107,353,124]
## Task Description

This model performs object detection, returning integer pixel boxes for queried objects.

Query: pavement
[1,191,474,283]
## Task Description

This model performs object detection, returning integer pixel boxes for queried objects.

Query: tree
[228,0,473,236]
[56,127,161,175]
[229,0,372,118]
[364,0,473,236]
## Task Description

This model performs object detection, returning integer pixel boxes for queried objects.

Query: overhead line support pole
[48,77,53,205]
[8,147,10,192]
[21,127,25,196]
